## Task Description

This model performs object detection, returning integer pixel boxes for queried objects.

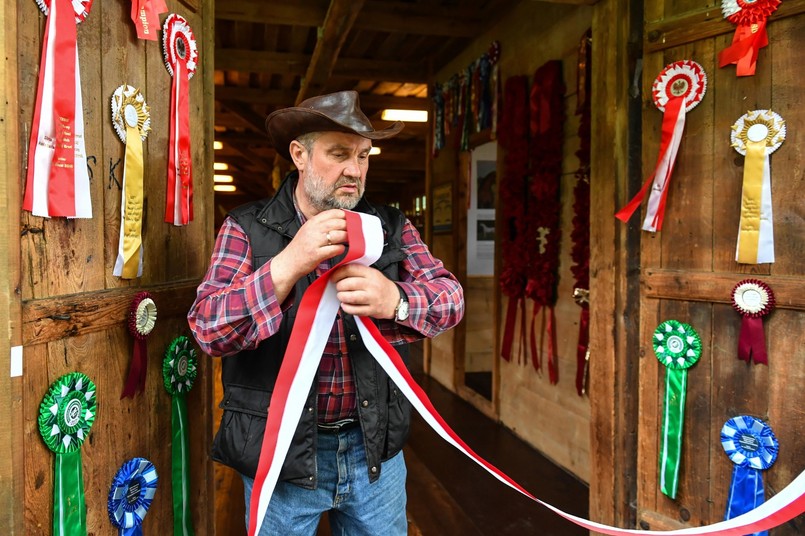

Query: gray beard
[304,171,364,211]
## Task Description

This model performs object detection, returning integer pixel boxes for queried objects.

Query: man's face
[301,131,371,212]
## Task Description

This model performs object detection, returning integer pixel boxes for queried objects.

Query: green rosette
[653,320,701,499]
[38,372,97,536]
[163,336,197,536]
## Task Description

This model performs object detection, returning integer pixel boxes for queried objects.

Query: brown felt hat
[265,90,404,161]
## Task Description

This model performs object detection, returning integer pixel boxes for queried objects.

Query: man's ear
[289,140,307,171]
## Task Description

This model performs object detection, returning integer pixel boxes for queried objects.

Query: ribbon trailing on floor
[163,335,197,536]
[246,210,805,536]
[24,0,93,218]
[721,416,778,536]
[108,457,158,536]
[719,0,780,76]
[111,85,151,279]
[163,14,198,226]
[731,279,775,365]
[730,109,785,264]
[616,60,706,232]
[122,292,157,398]
[130,0,167,41]
[38,372,97,536]
[653,320,702,499]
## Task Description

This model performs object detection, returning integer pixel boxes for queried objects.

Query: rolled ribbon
[38,372,97,536]
[111,85,151,279]
[721,415,778,536]
[246,211,805,536]
[24,0,93,218]
[719,0,780,76]
[730,109,785,264]
[163,335,198,536]
[653,319,702,499]
[616,60,706,232]
[130,0,167,41]
[122,292,157,398]
[163,14,198,226]
[731,279,775,365]
[108,457,158,536]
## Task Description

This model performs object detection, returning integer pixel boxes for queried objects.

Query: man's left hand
[330,264,399,320]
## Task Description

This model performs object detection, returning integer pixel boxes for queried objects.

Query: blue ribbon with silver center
[108,457,158,535]
[721,415,778,536]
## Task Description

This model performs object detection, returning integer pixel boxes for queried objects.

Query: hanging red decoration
[719,0,780,76]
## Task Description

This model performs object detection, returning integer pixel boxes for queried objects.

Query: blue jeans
[241,426,408,535]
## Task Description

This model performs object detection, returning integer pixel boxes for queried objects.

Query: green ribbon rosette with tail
[653,319,702,499]
[38,372,98,536]
[163,335,198,535]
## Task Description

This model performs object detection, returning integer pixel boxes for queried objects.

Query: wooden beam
[214,85,429,110]
[214,48,428,83]
[218,100,267,134]
[297,0,366,103]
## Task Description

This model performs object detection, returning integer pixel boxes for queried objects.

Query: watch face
[396,299,409,321]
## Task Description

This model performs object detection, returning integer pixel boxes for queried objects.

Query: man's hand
[331,263,399,320]
[270,209,347,303]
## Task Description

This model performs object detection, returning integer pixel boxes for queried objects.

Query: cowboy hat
[265,90,404,161]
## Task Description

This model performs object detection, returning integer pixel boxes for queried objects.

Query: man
[188,90,464,535]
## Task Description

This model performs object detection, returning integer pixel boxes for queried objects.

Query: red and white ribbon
[24,0,93,219]
[719,0,780,76]
[162,14,197,226]
[616,61,706,232]
[130,0,167,41]
[248,211,805,536]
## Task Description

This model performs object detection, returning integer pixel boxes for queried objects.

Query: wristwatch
[394,285,409,322]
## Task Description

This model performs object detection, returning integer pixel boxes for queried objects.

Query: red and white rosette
[719,0,780,76]
[163,13,198,226]
[732,279,775,365]
[731,109,785,264]
[130,0,167,41]
[615,60,706,232]
[23,0,94,218]
[122,291,157,398]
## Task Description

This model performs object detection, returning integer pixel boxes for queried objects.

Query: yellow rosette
[730,110,785,264]
[111,85,151,279]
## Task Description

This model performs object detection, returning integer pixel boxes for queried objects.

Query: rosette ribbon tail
[738,316,768,365]
[54,450,87,536]
[113,123,145,279]
[547,306,558,384]
[659,368,688,499]
[121,338,147,399]
[171,393,194,535]
[166,63,194,226]
[719,20,769,77]
[530,303,543,372]
[725,466,768,536]
[735,140,774,264]
[131,0,168,41]
[615,97,685,232]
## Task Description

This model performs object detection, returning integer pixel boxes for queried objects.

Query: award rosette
[731,109,785,264]
[653,319,702,499]
[719,0,780,76]
[24,0,93,218]
[108,458,158,536]
[163,14,198,227]
[616,60,706,232]
[130,0,167,41]
[163,335,197,535]
[111,85,151,279]
[38,372,97,536]
[732,279,775,364]
[122,292,157,398]
[721,415,778,535]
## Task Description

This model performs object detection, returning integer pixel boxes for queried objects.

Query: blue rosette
[721,415,778,536]
[108,457,158,536]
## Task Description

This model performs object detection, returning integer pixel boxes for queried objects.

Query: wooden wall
[2,0,216,533]
[430,1,594,481]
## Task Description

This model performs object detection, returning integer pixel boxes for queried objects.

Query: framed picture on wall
[432,183,452,233]
[467,141,497,276]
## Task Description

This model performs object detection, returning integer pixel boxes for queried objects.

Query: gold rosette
[111,85,151,279]
[730,109,785,264]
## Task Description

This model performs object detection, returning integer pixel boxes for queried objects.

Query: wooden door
[2,0,216,533]
[633,1,805,531]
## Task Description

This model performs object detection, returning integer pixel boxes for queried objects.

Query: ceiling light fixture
[369,147,381,155]
[213,140,223,150]
[214,162,229,171]
[214,174,234,183]
[380,109,428,123]
[214,184,237,192]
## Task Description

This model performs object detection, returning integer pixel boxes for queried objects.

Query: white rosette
[731,110,785,264]
[652,60,707,113]
[163,14,198,80]
[111,85,151,144]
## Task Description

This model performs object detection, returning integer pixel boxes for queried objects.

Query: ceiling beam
[297,0,366,103]
[218,100,269,134]
[214,85,429,110]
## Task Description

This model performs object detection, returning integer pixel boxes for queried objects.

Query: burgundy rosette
[122,291,157,398]
[731,279,775,365]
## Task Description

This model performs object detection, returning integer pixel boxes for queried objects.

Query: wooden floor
[403,373,589,536]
